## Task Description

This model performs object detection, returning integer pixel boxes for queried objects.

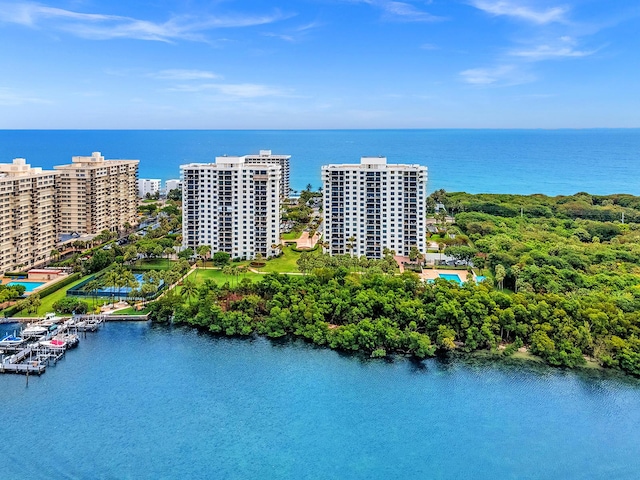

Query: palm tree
[196,245,211,269]
[119,269,138,301]
[181,278,197,305]
[102,269,120,305]
[140,282,156,306]
[231,265,240,287]
[346,236,356,258]
[85,279,102,308]
[222,265,233,282]
[438,242,445,264]
[238,265,248,279]
[50,248,60,263]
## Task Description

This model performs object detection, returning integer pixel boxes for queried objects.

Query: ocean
[1,129,639,195]
[1,322,639,479]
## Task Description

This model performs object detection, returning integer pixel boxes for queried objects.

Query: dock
[0,313,105,376]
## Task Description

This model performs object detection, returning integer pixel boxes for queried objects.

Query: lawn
[178,246,318,288]
[112,306,152,315]
[14,274,94,317]
[134,258,174,270]
[255,246,305,273]
[185,268,263,286]
[281,231,301,241]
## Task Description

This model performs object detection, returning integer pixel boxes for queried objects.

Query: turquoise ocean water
[2,130,640,478]
[1,322,639,479]
[1,129,639,195]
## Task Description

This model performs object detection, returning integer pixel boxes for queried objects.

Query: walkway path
[294,231,320,249]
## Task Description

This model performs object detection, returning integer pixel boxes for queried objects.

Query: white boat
[0,334,24,347]
[39,338,66,350]
[40,312,63,326]
[22,325,48,337]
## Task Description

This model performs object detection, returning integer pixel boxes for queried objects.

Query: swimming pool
[6,281,45,293]
[438,273,462,284]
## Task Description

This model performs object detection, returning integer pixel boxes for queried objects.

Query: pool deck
[420,269,474,283]
[2,274,71,295]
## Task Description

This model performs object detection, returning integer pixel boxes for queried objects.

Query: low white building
[181,156,281,260]
[165,179,181,193]
[138,178,161,198]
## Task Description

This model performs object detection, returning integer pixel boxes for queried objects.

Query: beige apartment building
[54,152,139,235]
[0,158,59,274]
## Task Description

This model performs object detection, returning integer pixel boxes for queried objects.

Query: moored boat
[0,334,24,347]
[39,338,66,350]
[22,325,48,337]
[40,312,63,326]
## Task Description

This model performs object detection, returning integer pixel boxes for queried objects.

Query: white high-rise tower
[322,157,427,259]
[181,156,281,260]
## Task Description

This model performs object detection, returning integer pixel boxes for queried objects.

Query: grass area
[186,268,263,286]
[135,258,174,270]
[15,274,94,317]
[281,231,301,240]
[112,306,152,315]
[511,350,545,363]
[255,245,311,273]
[179,246,319,288]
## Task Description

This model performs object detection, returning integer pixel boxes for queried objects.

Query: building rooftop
[0,158,57,177]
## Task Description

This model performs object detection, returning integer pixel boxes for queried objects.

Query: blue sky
[0,0,638,128]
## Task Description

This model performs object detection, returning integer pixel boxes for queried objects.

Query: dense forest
[151,191,640,376]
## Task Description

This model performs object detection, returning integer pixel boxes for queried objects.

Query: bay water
[1,322,639,479]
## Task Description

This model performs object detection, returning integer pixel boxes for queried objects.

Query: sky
[0,0,638,129]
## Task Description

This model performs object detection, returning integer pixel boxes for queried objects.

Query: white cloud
[263,32,296,42]
[262,21,323,43]
[470,0,568,24]
[168,83,287,98]
[0,87,51,105]
[352,0,444,22]
[151,70,221,81]
[510,36,601,60]
[460,65,533,86]
[0,2,289,42]
[510,44,596,59]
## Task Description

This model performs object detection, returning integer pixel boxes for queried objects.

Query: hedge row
[4,272,29,278]
[36,272,83,298]
[291,244,319,253]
